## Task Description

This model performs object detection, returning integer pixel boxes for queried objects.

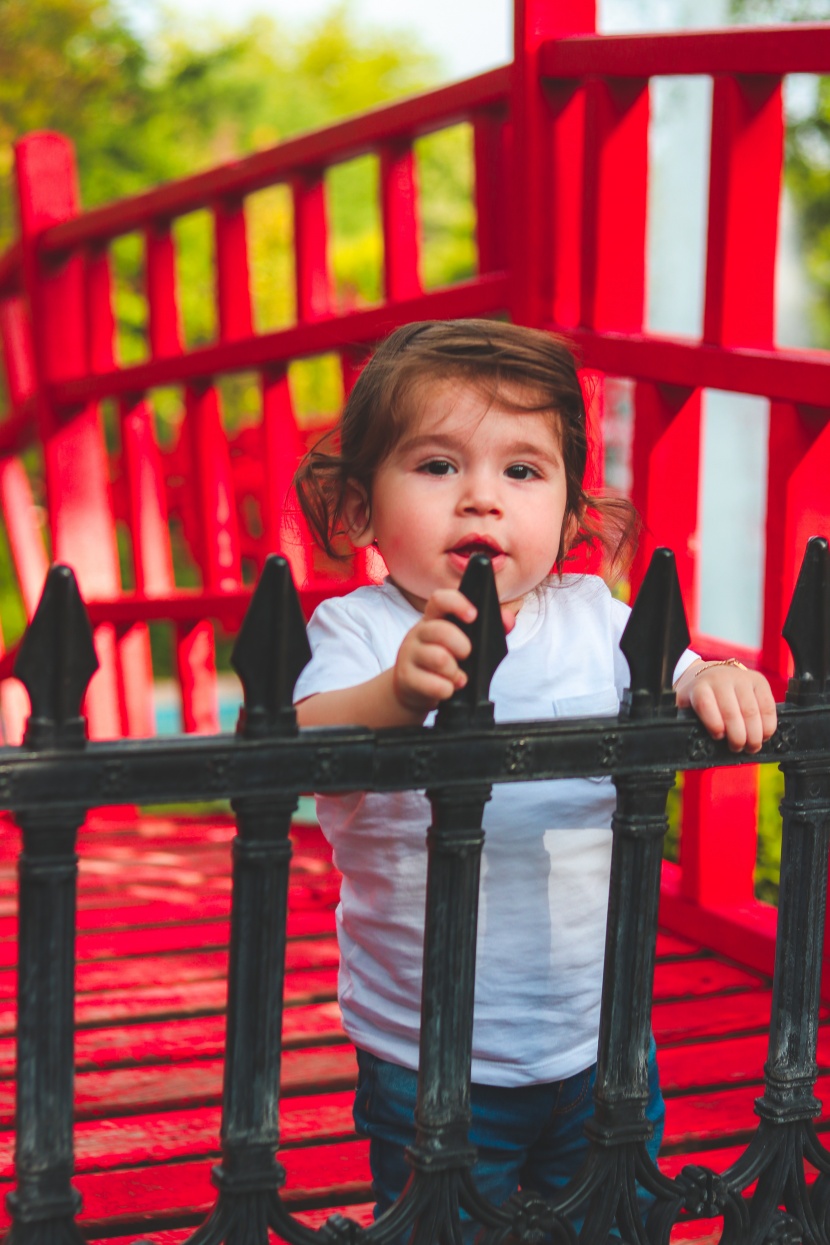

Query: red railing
[0,2,828,986]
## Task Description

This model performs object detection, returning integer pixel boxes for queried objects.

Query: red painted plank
[0,1001,344,1076]
[652,990,778,1043]
[0,1092,356,1178]
[652,957,766,1001]
[0,1045,356,1126]
[0,1140,371,1231]
[0,968,338,1037]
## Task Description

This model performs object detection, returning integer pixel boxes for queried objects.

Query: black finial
[435,554,508,730]
[619,547,690,720]
[231,555,312,738]
[14,564,99,750]
[782,536,830,706]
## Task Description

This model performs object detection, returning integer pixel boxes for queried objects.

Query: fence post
[187,556,311,1245]
[5,566,98,1245]
[510,0,595,329]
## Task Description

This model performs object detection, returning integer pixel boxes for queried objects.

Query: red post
[580,78,649,334]
[510,0,595,328]
[214,196,253,342]
[14,132,123,739]
[629,383,702,617]
[146,220,184,357]
[703,75,783,349]
[144,206,220,733]
[380,142,422,301]
[473,110,510,275]
[293,172,332,321]
[261,368,312,587]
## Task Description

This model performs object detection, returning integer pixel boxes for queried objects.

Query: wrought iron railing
[4,537,830,1245]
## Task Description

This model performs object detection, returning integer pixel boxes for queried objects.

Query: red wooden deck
[0,808,819,1239]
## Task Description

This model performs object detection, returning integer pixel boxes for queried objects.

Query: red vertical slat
[145,212,218,733]
[146,220,183,357]
[186,384,242,595]
[581,77,649,334]
[261,368,312,587]
[629,383,702,617]
[86,244,117,374]
[120,396,177,737]
[0,296,36,414]
[380,142,422,302]
[548,83,588,330]
[473,111,509,276]
[14,132,122,739]
[214,196,253,342]
[293,172,331,322]
[86,240,155,737]
[703,75,783,349]
[510,0,595,327]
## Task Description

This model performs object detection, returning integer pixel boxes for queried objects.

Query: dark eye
[420,459,455,476]
[505,463,539,480]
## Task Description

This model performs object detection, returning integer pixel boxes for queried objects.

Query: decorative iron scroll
[3,540,830,1245]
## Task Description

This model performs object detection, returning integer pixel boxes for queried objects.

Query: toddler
[292,320,776,1227]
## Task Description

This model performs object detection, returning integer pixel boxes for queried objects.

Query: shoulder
[309,581,416,638]
[535,574,628,651]
[540,573,616,618]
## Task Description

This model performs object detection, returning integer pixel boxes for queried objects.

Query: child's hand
[393,590,517,717]
[675,661,777,753]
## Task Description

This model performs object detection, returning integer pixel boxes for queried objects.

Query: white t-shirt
[294,574,697,1087]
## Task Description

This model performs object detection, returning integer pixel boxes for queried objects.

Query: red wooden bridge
[0,0,829,1235]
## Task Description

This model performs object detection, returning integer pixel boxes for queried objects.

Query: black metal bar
[185,557,316,1245]
[4,566,98,1245]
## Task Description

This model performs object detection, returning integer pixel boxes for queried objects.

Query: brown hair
[294,319,639,580]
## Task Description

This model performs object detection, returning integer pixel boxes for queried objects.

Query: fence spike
[782,535,830,706]
[14,563,99,750]
[231,554,311,737]
[620,547,690,720]
[436,553,507,729]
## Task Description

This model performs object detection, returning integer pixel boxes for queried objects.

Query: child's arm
[296,589,484,729]
[673,660,777,753]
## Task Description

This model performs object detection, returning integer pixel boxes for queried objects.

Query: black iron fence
[3,538,830,1245]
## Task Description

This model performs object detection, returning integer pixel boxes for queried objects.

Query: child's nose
[458,475,502,515]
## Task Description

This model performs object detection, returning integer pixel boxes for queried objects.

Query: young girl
[292,320,776,1226]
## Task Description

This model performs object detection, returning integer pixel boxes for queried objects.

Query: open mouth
[448,538,506,568]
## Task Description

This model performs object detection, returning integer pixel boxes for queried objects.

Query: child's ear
[343,480,374,547]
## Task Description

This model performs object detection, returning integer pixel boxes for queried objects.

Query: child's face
[349,379,569,612]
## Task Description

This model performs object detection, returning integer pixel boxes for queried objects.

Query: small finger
[735,687,764,753]
[418,619,473,660]
[753,677,778,739]
[424,589,477,626]
[717,688,749,753]
[688,680,726,741]
[413,641,466,686]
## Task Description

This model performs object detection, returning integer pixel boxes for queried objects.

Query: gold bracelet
[693,658,748,678]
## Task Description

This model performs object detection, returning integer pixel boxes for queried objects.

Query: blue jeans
[353,1037,664,1241]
